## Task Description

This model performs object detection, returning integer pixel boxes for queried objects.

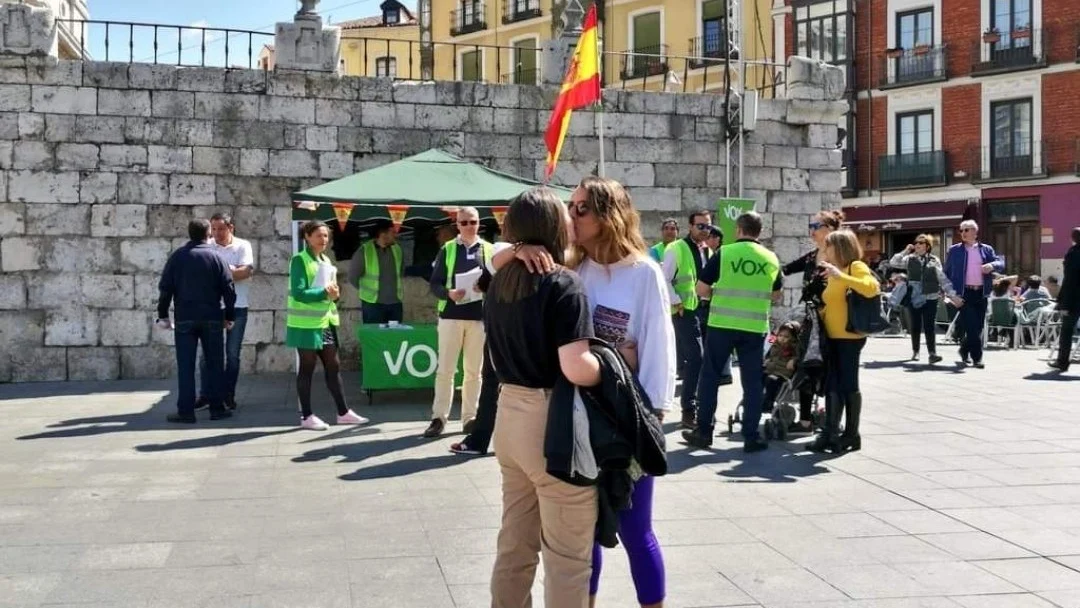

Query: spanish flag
[544,4,601,179]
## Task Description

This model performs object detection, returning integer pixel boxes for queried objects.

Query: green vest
[437,238,493,313]
[669,239,701,313]
[357,240,403,304]
[708,241,780,334]
[649,242,667,263]
[906,254,940,294]
[286,249,340,330]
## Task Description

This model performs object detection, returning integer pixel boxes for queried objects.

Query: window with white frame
[793,0,851,63]
[628,11,663,78]
[375,56,397,78]
[990,97,1033,177]
[897,110,933,156]
[511,38,539,84]
[700,0,727,58]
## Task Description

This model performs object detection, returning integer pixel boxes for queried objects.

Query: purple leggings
[589,475,665,605]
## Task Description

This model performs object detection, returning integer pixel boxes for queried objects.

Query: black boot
[838,392,862,452]
[808,393,840,453]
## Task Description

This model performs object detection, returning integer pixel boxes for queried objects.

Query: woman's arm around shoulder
[551,269,601,387]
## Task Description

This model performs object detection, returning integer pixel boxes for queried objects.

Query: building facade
[780,0,1080,279]
[3,0,90,59]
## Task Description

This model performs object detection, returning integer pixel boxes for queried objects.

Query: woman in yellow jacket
[809,229,880,454]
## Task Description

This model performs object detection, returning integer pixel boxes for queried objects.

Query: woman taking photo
[285,221,369,431]
[810,229,880,453]
[485,187,602,608]
[889,235,961,363]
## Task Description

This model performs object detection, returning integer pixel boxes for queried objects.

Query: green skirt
[286,324,339,350]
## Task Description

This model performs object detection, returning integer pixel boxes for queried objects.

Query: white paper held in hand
[455,266,483,304]
[313,262,337,290]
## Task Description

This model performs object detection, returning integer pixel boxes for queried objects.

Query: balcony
[877,151,948,190]
[879,45,948,89]
[450,1,487,36]
[500,67,539,85]
[688,34,728,69]
[619,44,668,80]
[971,27,1047,76]
[501,0,541,24]
[970,141,1048,183]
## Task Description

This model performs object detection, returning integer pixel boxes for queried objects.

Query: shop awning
[842,200,970,232]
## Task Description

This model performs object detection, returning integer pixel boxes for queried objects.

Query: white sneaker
[336,410,369,425]
[300,415,329,431]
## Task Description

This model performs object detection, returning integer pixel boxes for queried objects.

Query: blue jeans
[695,328,766,441]
[959,288,988,363]
[672,312,702,413]
[361,302,403,324]
[199,308,247,400]
[177,320,225,416]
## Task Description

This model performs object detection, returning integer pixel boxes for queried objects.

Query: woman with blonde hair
[810,229,880,453]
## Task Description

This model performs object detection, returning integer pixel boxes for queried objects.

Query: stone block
[246,274,285,310]
[798,147,842,170]
[306,72,356,100]
[273,207,292,237]
[0,202,25,235]
[213,121,285,149]
[27,60,81,86]
[31,85,96,114]
[629,187,682,212]
[0,140,10,168]
[239,149,269,176]
[643,114,695,139]
[773,212,816,237]
[653,163,705,188]
[414,105,468,131]
[242,310,275,345]
[98,89,151,117]
[283,124,305,150]
[13,141,54,170]
[254,343,292,373]
[749,120,806,147]
[120,345,174,379]
[0,84,30,111]
[600,113,645,138]
[786,56,846,101]
[175,119,212,146]
[99,144,149,172]
[743,143,765,167]
[743,167,783,191]
[319,152,353,179]
[78,274,135,309]
[44,237,118,272]
[259,96,315,124]
[99,309,150,346]
[56,143,99,171]
[306,126,338,151]
[786,100,849,126]
[74,116,126,143]
[332,127,371,154]
[464,133,520,159]
[0,309,44,348]
[782,168,811,191]
[118,173,169,205]
[45,307,99,346]
[194,92,259,121]
[67,347,121,381]
[232,206,276,239]
[544,159,597,186]
[26,203,89,236]
[81,62,129,88]
[1,236,42,271]
[267,71,307,97]
[120,238,173,273]
[808,124,839,149]
[176,67,226,93]
[268,150,319,178]
[151,90,195,118]
[79,172,118,205]
[314,98,362,127]
[0,274,26,309]
[9,170,79,203]
[705,165,729,189]
[91,203,145,237]
[25,272,71,309]
[678,141,720,165]
[764,145,798,169]
[0,66,26,85]
[44,114,75,141]
[147,205,195,237]
[13,347,67,382]
[613,138,678,164]
[695,116,724,140]
[215,176,297,207]
[604,162,656,188]
[0,112,19,138]
[169,174,216,206]
[809,170,842,193]
[132,274,159,310]
[253,238,292,275]
[675,94,714,116]
[222,70,266,95]
[128,64,177,90]
[756,99,789,122]
[355,77,393,102]
[148,146,193,173]
[192,146,240,175]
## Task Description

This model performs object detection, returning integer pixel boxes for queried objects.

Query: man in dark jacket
[1050,227,1080,371]
[156,219,237,423]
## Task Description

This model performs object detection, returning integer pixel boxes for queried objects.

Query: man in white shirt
[196,213,255,411]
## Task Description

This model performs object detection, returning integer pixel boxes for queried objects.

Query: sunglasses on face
[809,222,824,230]
[458,220,479,226]
[695,223,711,231]
[568,200,590,217]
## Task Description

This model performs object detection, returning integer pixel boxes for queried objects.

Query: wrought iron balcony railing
[971,27,1047,76]
[500,67,539,85]
[450,1,487,36]
[501,0,541,24]
[879,44,948,88]
[969,141,1048,182]
[619,44,668,81]
[877,150,948,190]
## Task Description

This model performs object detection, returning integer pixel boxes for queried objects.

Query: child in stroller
[761,322,807,440]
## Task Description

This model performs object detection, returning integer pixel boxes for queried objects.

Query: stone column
[541,0,586,85]
[0,2,58,59]
[273,0,341,73]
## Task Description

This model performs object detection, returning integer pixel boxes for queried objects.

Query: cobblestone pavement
[1,337,1078,608]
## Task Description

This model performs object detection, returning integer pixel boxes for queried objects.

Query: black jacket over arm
[544,339,667,548]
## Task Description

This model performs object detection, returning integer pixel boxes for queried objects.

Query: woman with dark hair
[889,234,961,363]
[485,187,603,608]
[286,220,369,431]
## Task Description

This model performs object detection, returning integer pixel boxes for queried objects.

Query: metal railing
[688,34,728,68]
[450,1,487,36]
[55,18,273,69]
[878,150,948,189]
[501,0,541,24]
[879,44,948,88]
[619,44,668,80]
[500,67,539,85]
[969,141,1048,182]
[971,27,1047,76]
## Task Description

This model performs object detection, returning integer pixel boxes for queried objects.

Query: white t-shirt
[212,236,255,309]
[576,254,677,411]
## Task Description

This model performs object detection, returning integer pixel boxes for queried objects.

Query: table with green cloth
[356,324,462,396]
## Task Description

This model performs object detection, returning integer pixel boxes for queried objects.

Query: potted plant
[886,47,904,58]
[1012,25,1031,39]
[983,27,1001,43]
[913,43,931,55]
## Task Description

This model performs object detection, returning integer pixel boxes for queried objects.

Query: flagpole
[595,20,606,178]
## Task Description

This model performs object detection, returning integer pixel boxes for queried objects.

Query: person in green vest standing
[287,220,370,431]
[347,220,404,324]
[682,211,783,453]
[425,206,493,438]
[649,218,679,263]
[662,208,713,430]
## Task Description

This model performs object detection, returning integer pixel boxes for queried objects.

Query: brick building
[775,0,1080,278]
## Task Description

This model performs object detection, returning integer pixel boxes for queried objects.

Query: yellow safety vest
[437,239,493,313]
[357,240,403,304]
[669,239,701,313]
[707,241,780,334]
[286,249,339,330]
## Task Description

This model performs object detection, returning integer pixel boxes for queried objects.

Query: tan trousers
[490,384,597,608]
[432,318,485,424]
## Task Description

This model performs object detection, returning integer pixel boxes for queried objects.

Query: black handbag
[845,266,889,335]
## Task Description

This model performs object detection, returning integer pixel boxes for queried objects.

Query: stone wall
[0,54,844,381]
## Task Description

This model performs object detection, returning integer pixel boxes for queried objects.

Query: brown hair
[301,220,329,237]
[569,176,648,268]
[491,187,570,303]
[824,229,863,269]
[914,233,935,253]
[816,209,844,231]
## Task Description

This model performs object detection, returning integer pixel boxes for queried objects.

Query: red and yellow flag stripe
[543,4,601,179]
